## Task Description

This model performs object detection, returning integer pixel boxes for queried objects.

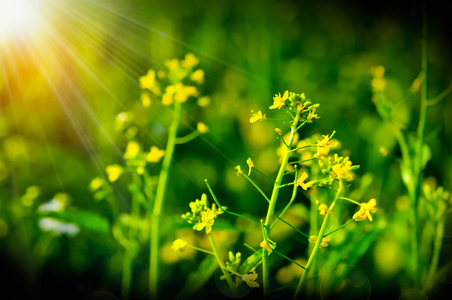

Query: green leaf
[41,210,110,234]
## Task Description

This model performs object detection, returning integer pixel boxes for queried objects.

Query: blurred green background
[1,0,451,299]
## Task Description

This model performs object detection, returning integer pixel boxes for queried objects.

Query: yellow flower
[171,239,187,252]
[164,58,180,71]
[147,146,165,163]
[246,157,254,176]
[182,53,199,68]
[139,70,155,90]
[140,93,152,107]
[315,132,338,157]
[192,204,223,234]
[174,83,198,103]
[260,240,274,253]
[269,90,289,109]
[90,177,104,191]
[318,204,329,216]
[308,235,330,248]
[124,141,140,160]
[306,108,320,123]
[250,110,267,123]
[353,198,377,222]
[275,128,282,135]
[106,165,124,182]
[296,172,314,190]
[162,93,173,106]
[235,165,243,176]
[197,96,210,107]
[190,69,204,84]
[332,161,352,180]
[242,271,260,288]
[197,122,209,133]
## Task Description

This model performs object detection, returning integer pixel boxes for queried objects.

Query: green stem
[324,219,355,237]
[150,100,182,299]
[262,108,302,297]
[208,233,237,296]
[122,251,133,298]
[175,130,200,144]
[423,221,444,293]
[410,8,428,286]
[242,173,270,202]
[293,180,343,299]
[271,167,298,229]
[339,197,361,206]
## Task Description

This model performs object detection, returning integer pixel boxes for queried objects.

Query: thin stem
[121,251,133,298]
[205,179,261,224]
[410,7,428,286]
[252,167,277,184]
[273,216,309,240]
[242,173,270,202]
[262,107,302,297]
[208,233,237,296]
[289,144,316,153]
[289,157,317,165]
[339,197,361,206]
[273,249,305,269]
[175,130,201,144]
[271,167,299,229]
[186,244,215,255]
[293,180,343,299]
[150,100,182,299]
[423,221,444,292]
[324,219,355,237]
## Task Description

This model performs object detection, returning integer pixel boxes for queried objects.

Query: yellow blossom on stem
[275,128,282,135]
[182,53,199,68]
[250,111,267,123]
[353,198,377,221]
[269,90,289,109]
[124,141,140,160]
[308,235,330,248]
[106,165,123,182]
[242,271,260,288]
[190,69,204,84]
[164,58,180,71]
[260,240,274,253]
[171,239,187,252]
[296,172,315,190]
[235,165,243,176]
[332,161,353,180]
[315,132,338,157]
[306,108,320,123]
[197,122,209,134]
[318,204,329,216]
[139,69,156,90]
[90,177,104,191]
[147,146,165,163]
[246,158,254,176]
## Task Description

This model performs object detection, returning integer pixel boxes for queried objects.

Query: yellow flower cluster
[353,198,377,222]
[139,53,204,107]
[315,132,338,157]
[182,194,226,234]
[296,172,315,190]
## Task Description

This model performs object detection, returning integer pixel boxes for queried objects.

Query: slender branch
[241,173,270,203]
[293,180,343,299]
[175,130,200,144]
[205,179,260,224]
[323,219,355,237]
[150,100,182,299]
